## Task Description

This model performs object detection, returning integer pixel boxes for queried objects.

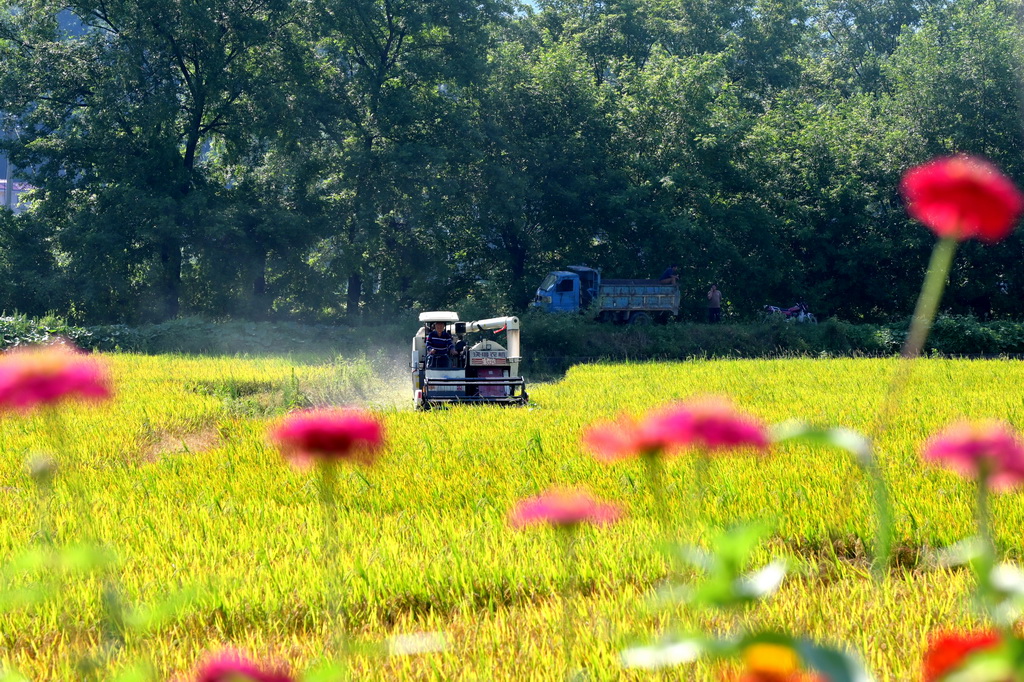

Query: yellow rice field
[1,355,1022,680]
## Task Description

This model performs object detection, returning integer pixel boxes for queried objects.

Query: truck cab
[531,266,599,313]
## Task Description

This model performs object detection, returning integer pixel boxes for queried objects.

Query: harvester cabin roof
[419,311,460,323]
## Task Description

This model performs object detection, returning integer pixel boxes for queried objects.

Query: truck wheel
[628,312,652,325]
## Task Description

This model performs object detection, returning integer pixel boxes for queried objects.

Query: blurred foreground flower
[733,643,826,682]
[0,342,111,412]
[509,488,622,528]
[194,650,294,682]
[923,421,1024,491]
[510,487,621,676]
[584,397,769,463]
[900,155,1023,243]
[667,397,770,453]
[270,408,384,468]
[922,631,1002,682]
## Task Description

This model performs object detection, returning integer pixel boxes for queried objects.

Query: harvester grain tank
[531,265,680,323]
[411,312,529,409]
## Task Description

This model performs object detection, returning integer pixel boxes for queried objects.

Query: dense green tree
[885,0,1024,318]
[461,39,620,308]
[0,211,60,314]
[0,0,295,321]
[807,0,932,93]
[1,0,1023,327]
[286,0,505,318]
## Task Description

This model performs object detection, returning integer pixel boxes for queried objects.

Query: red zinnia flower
[922,630,1001,682]
[0,342,112,413]
[900,155,1024,243]
[194,650,294,682]
[270,408,384,468]
[922,421,1024,491]
[509,488,622,528]
[584,397,769,463]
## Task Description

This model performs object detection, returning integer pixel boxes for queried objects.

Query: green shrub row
[2,313,1023,364]
[0,316,407,357]
[517,313,1024,374]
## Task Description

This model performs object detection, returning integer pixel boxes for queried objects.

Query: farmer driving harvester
[425,321,459,368]
[412,311,528,408]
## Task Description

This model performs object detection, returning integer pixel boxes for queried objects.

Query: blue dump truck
[531,265,680,323]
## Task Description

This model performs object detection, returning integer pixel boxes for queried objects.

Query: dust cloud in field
[300,344,413,410]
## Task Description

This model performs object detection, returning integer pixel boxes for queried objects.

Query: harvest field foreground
[2,355,1022,680]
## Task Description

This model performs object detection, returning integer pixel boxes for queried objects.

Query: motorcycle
[763,302,817,323]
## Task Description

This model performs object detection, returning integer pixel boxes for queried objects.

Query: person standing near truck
[707,284,722,323]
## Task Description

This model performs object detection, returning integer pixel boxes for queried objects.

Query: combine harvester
[410,311,529,409]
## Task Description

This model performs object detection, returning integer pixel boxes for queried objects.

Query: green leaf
[58,544,117,574]
[109,662,155,682]
[301,660,347,682]
[772,422,872,466]
[796,640,874,682]
[735,560,788,600]
[663,525,786,608]
[125,587,204,633]
[932,537,985,567]
[0,670,30,682]
[0,584,52,612]
[620,637,707,670]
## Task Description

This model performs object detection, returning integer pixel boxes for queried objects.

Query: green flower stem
[318,462,344,650]
[976,474,994,572]
[972,471,1007,633]
[874,237,958,434]
[903,236,959,359]
[642,453,670,539]
[863,237,957,576]
[558,526,579,679]
[36,409,129,674]
[690,452,710,542]
[695,452,709,510]
[864,451,893,581]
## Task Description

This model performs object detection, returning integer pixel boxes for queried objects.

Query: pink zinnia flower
[194,650,294,682]
[583,409,687,462]
[923,421,1024,490]
[900,155,1024,243]
[584,397,769,462]
[270,408,384,468]
[509,488,622,528]
[0,342,112,413]
[667,397,770,452]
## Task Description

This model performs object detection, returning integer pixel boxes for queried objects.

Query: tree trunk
[503,223,530,309]
[159,239,182,320]
[251,249,269,319]
[346,271,362,320]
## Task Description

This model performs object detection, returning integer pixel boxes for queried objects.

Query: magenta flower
[667,397,770,453]
[583,410,684,462]
[194,650,294,682]
[509,488,622,528]
[0,342,112,413]
[584,397,769,462]
[270,408,384,468]
[900,155,1024,243]
[923,421,1024,490]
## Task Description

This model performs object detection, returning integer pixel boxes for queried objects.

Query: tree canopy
[0,0,1021,323]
